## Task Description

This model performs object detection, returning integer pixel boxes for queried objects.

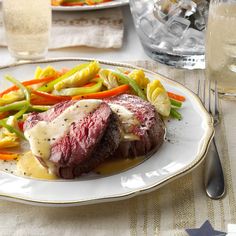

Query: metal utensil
[197,79,225,199]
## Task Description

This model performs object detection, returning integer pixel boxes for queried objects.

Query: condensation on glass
[2,0,51,61]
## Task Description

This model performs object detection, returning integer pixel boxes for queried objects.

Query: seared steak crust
[107,94,165,158]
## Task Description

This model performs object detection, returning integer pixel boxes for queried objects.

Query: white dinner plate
[0,58,214,206]
[51,0,129,11]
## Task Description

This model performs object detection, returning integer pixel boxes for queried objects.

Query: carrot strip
[17,121,24,131]
[167,91,186,102]
[0,152,19,161]
[86,0,111,5]
[86,0,100,5]
[31,90,71,102]
[83,82,97,87]
[72,84,130,100]
[30,98,64,106]
[31,81,99,104]
[31,79,96,102]
[61,2,84,6]
[0,76,57,97]
[0,112,10,120]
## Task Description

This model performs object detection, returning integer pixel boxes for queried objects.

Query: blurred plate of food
[51,0,129,11]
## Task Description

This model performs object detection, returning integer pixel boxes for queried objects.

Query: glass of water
[206,0,236,99]
[2,0,51,61]
[129,0,209,69]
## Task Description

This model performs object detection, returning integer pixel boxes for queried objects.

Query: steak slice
[58,112,120,178]
[24,100,121,179]
[24,100,74,130]
[106,94,165,158]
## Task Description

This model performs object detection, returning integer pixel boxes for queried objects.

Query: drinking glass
[2,0,51,61]
[206,0,236,99]
[129,0,209,69]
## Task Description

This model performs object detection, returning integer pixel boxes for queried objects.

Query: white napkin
[0,8,124,49]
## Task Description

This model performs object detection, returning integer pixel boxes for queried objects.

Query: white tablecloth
[0,61,235,236]
[1,5,236,236]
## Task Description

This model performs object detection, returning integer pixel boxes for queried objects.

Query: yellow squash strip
[99,69,119,89]
[147,80,171,117]
[54,61,100,90]
[0,90,24,106]
[128,69,150,90]
[53,79,103,96]
[34,66,58,79]
[0,116,20,148]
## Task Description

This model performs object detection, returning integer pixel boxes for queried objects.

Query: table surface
[1,5,236,236]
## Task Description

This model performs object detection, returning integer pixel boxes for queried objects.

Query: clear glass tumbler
[206,0,236,99]
[2,0,51,61]
[129,0,209,69]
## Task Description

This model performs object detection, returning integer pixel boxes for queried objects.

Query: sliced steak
[58,112,120,178]
[24,100,121,179]
[24,100,74,130]
[51,105,121,179]
[106,94,165,158]
[24,94,165,179]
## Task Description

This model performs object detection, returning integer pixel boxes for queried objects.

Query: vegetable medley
[51,0,112,7]
[0,61,185,161]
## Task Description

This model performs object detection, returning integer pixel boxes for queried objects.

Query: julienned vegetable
[109,71,146,100]
[31,90,71,102]
[167,91,186,102]
[99,69,149,97]
[0,152,19,161]
[147,80,171,117]
[128,69,150,90]
[4,75,30,102]
[28,105,51,112]
[170,108,182,120]
[4,75,32,120]
[0,101,50,113]
[54,79,103,96]
[0,101,29,113]
[38,63,89,92]
[0,117,20,148]
[54,61,100,91]
[34,66,58,80]
[0,91,25,106]
[0,119,25,140]
[51,0,112,7]
[72,84,130,100]
[170,98,182,108]
[99,69,119,89]
[0,112,9,120]
[0,76,57,97]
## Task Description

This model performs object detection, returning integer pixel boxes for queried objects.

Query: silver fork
[198,79,225,199]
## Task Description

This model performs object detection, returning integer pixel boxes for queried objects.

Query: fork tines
[197,79,220,124]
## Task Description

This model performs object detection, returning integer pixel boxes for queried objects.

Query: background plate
[0,58,214,206]
[52,0,129,11]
